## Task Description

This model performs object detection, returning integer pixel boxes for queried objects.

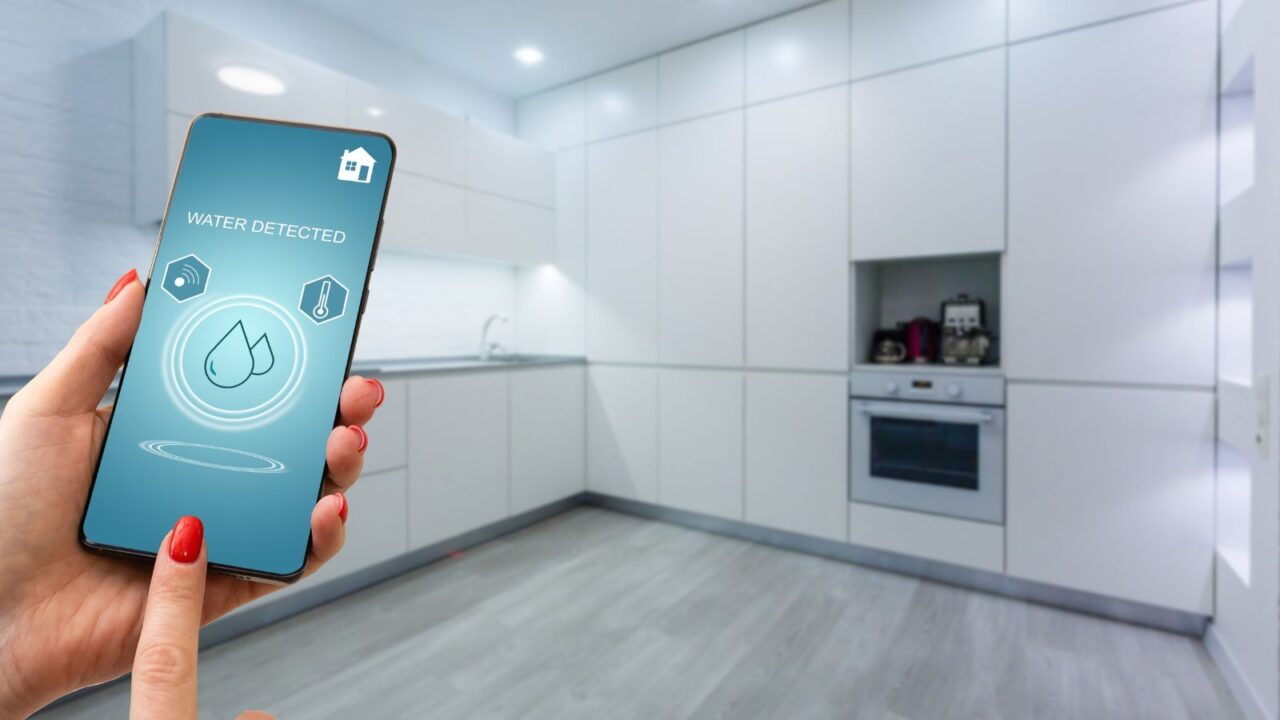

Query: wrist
[0,626,45,719]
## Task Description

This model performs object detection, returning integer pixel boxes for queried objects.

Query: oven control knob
[945,383,962,398]
[883,381,899,395]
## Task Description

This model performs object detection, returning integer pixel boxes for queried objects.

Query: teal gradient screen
[83,115,393,577]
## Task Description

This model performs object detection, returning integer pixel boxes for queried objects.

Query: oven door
[850,400,1005,524]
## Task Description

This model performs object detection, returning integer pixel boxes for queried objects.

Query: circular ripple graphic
[138,440,287,474]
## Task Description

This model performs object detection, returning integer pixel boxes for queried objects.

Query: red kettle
[904,317,939,363]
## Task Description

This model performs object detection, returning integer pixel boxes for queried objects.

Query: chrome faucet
[479,314,508,361]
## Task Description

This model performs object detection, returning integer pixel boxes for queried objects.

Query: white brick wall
[0,0,518,376]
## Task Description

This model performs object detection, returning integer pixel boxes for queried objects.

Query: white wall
[0,0,516,377]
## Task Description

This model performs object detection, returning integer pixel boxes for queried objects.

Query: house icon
[337,147,376,184]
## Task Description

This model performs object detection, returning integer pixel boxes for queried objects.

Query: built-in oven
[850,370,1005,524]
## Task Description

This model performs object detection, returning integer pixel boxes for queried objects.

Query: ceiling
[298,0,818,98]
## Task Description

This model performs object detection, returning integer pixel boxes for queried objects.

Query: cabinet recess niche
[133,12,555,266]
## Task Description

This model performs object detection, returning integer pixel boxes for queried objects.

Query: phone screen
[82,115,394,580]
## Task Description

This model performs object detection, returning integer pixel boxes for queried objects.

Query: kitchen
[1,0,1277,717]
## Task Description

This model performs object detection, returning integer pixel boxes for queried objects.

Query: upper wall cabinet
[587,132,659,363]
[659,32,745,125]
[466,122,556,207]
[850,50,1005,261]
[1009,0,1188,41]
[587,59,658,142]
[746,0,850,104]
[1005,4,1216,386]
[746,87,850,371]
[346,80,465,183]
[381,173,466,255]
[849,0,1005,79]
[466,191,555,265]
[516,81,587,152]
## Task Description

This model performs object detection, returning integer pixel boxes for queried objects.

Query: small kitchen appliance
[850,368,1005,524]
[940,294,992,365]
[903,317,939,364]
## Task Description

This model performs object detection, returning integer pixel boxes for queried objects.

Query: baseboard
[584,492,1210,637]
[1206,623,1275,720]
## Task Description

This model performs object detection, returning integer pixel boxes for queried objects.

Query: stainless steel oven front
[850,370,1005,524]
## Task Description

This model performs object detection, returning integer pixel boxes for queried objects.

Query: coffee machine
[940,294,992,365]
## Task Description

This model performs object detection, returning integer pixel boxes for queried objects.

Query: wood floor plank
[38,508,1243,720]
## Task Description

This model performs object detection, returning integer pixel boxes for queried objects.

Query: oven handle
[856,403,996,425]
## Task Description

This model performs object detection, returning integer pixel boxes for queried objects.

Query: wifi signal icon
[161,254,211,303]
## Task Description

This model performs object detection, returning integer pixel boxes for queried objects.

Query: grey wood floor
[43,508,1242,719]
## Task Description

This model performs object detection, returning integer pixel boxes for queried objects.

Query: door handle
[857,404,995,424]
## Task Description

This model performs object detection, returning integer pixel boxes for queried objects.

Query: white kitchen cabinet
[849,0,1005,79]
[517,81,587,152]
[849,502,1003,574]
[746,0,850,104]
[1009,0,1189,41]
[466,122,556,207]
[586,59,658,142]
[346,79,466,183]
[850,50,1005,261]
[408,373,509,549]
[745,87,849,371]
[361,377,408,474]
[466,191,555,265]
[658,369,745,520]
[659,32,745,124]
[381,173,466,256]
[587,132,659,363]
[1005,3,1216,387]
[744,372,848,541]
[587,365,658,502]
[1007,384,1214,614]
[510,366,586,514]
[658,112,744,367]
[308,468,409,583]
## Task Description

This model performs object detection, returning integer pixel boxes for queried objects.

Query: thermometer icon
[312,280,332,319]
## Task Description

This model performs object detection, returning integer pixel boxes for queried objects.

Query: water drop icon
[250,333,274,376]
[204,320,256,389]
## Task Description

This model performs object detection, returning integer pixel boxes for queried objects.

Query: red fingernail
[169,515,203,564]
[104,268,138,304]
[367,378,385,408]
[335,493,348,523]
[349,425,367,453]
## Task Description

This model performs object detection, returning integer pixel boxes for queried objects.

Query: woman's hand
[0,270,385,717]
[129,516,274,720]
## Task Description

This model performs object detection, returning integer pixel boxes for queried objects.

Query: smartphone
[81,114,395,583]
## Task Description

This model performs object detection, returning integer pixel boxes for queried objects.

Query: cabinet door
[850,50,1005,261]
[1007,384,1214,613]
[346,79,466,183]
[466,122,556,207]
[361,377,407,474]
[587,366,658,502]
[408,373,509,549]
[517,81,587,152]
[586,59,658,142]
[308,468,409,583]
[1005,4,1216,386]
[850,0,1005,79]
[587,132,658,363]
[466,191,555,265]
[659,369,744,520]
[1009,0,1188,41]
[746,0,850,104]
[381,173,466,256]
[746,87,849,371]
[658,112,744,367]
[744,372,848,541]
[510,366,586,514]
[659,32,744,124]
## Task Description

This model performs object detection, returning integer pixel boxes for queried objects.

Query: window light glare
[367,106,385,117]
[216,65,285,96]
[514,46,545,66]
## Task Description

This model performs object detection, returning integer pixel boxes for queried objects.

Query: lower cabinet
[309,467,410,583]
[408,372,510,549]
[587,365,658,502]
[510,365,586,514]
[744,372,848,542]
[1006,383,1214,614]
[658,369,745,520]
[361,377,407,475]
[849,502,1004,574]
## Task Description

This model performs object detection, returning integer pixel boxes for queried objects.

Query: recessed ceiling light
[514,46,544,66]
[216,65,285,95]
[367,106,384,117]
